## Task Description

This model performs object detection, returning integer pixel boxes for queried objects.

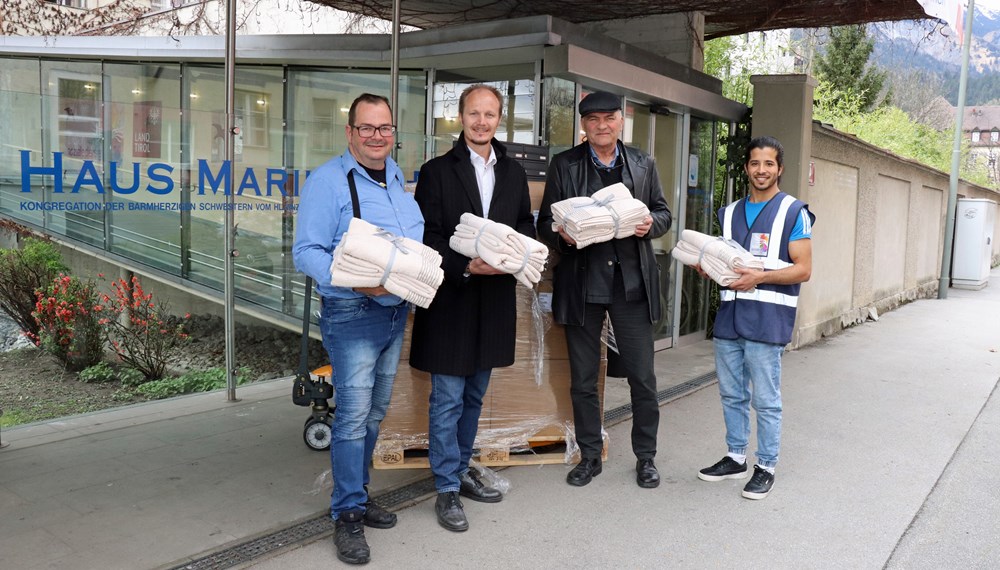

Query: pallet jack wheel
[303,416,332,451]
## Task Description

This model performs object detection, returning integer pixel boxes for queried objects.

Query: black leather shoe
[334,510,370,565]
[362,486,397,529]
[636,458,660,488]
[566,457,602,487]
[459,470,503,503]
[435,491,469,532]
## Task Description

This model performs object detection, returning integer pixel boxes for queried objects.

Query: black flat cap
[579,91,622,116]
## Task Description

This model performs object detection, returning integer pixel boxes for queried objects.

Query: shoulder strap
[348,170,361,219]
[296,276,313,377]
[297,170,361,376]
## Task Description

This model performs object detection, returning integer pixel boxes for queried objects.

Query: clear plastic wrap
[374,275,608,469]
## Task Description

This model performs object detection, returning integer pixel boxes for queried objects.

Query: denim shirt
[292,150,424,306]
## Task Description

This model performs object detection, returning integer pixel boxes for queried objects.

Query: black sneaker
[698,456,749,482]
[362,486,397,529]
[742,465,775,500]
[363,498,397,529]
[333,510,370,565]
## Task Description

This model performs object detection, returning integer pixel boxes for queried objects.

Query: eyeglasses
[352,124,396,138]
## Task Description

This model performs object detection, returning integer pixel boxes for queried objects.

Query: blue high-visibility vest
[713,192,812,345]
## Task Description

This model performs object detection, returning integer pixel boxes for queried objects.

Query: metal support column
[223,0,239,400]
[940,0,975,300]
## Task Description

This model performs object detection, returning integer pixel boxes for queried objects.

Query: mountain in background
[872,4,1000,105]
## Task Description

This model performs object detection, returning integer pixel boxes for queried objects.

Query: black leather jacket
[537,141,672,326]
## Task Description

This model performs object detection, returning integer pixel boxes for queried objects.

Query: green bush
[79,362,116,383]
[110,388,136,402]
[135,367,250,400]
[118,367,146,388]
[78,362,146,387]
[0,237,67,338]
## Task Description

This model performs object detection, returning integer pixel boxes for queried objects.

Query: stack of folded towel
[450,213,549,288]
[550,183,650,248]
[330,218,444,308]
[670,229,764,288]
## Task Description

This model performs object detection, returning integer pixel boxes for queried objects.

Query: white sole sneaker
[697,468,750,482]
[741,488,770,500]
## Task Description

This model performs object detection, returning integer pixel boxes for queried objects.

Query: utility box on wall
[952,198,997,290]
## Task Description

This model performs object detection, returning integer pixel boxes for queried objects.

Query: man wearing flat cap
[537,90,672,489]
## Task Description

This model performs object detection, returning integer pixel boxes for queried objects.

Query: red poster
[133,101,162,158]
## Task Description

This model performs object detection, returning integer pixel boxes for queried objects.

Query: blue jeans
[713,337,784,469]
[320,296,409,520]
[428,370,493,493]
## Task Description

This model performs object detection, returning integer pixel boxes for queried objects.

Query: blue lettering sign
[198,160,231,195]
[21,150,63,193]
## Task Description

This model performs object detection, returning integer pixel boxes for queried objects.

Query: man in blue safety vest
[695,135,815,500]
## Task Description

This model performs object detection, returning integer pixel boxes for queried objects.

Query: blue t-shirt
[745,199,812,241]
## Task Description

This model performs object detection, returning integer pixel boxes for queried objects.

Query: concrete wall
[793,124,1000,347]
[582,12,705,70]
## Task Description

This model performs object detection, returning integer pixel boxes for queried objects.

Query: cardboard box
[528,180,545,211]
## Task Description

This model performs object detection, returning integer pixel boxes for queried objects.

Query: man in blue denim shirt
[293,93,424,565]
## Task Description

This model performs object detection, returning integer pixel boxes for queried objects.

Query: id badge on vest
[750,232,770,257]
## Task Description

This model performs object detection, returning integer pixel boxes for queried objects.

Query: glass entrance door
[649,110,680,349]
[677,117,718,342]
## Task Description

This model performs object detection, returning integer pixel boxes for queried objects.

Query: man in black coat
[537,91,672,489]
[409,84,535,532]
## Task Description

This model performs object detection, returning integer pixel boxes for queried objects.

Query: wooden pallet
[372,436,607,470]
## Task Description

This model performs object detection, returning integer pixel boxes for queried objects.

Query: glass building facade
[0,23,744,348]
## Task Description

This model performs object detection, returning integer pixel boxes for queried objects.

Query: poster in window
[133,100,162,158]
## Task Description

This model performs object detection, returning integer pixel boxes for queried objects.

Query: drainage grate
[174,516,335,570]
[604,370,717,424]
[170,371,716,570]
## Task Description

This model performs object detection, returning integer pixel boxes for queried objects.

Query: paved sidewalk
[1,268,998,569]
[248,269,1000,569]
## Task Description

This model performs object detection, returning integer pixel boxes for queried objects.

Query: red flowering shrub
[100,275,189,380]
[31,274,104,371]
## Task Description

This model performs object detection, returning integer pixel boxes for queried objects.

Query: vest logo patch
[750,232,770,256]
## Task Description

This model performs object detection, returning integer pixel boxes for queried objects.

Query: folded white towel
[550,183,650,247]
[330,218,444,308]
[670,229,764,288]
[450,213,548,287]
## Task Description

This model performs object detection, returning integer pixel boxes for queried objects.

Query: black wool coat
[409,136,536,376]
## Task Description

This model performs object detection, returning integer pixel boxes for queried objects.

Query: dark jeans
[565,285,658,460]
[428,369,493,492]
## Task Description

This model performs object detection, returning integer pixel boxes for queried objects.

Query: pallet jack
[291,276,335,451]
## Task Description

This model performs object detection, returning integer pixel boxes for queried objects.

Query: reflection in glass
[103,62,183,275]
[183,65,286,312]
[543,77,576,158]
[432,64,536,157]
[679,117,718,338]
[41,60,105,247]
[650,111,680,345]
[0,58,43,226]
